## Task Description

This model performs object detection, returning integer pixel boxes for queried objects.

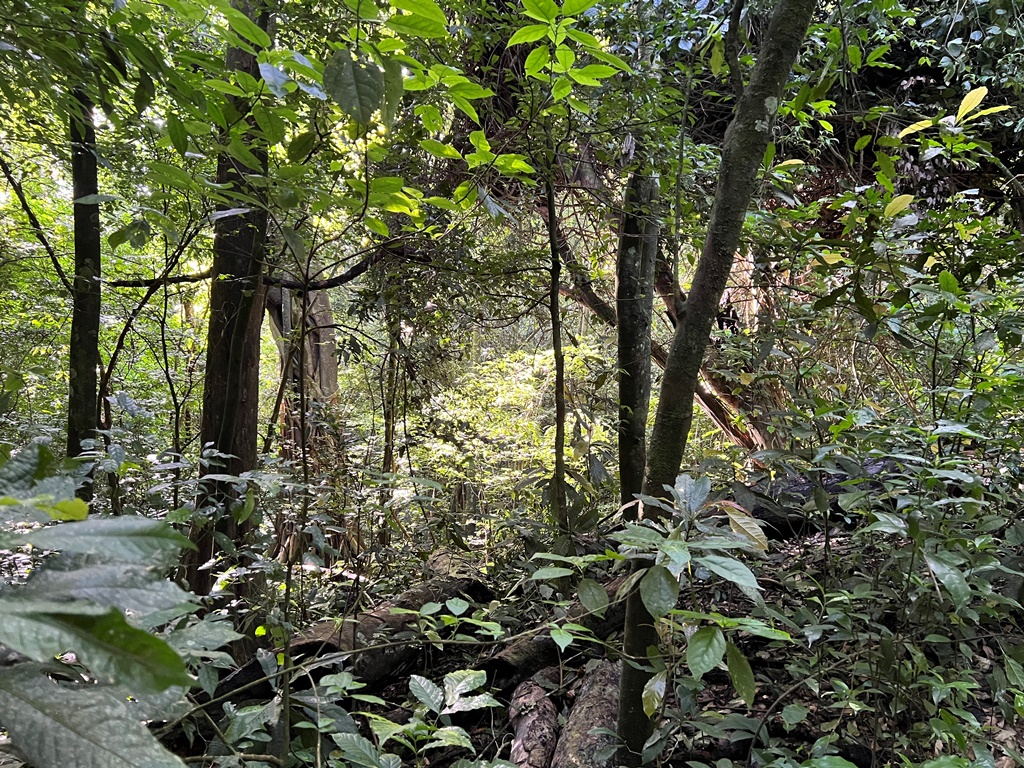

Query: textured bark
[545,179,568,538]
[66,89,101,486]
[551,661,620,768]
[509,681,558,768]
[617,0,819,761]
[186,24,269,595]
[616,173,659,518]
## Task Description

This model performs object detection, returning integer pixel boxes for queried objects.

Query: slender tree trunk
[616,0,818,760]
[185,22,269,595]
[67,89,102,499]
[616,171,659,517]
[544,178,568,543]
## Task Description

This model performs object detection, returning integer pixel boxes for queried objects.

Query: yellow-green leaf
[883,194,914,218]
[897,118,934,139]
[956,86,988,123]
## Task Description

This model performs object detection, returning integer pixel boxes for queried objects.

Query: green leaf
[578,578,608,617]
[531,565,574,579]
[220,5,271,48]
[24,518,193,562]
[333,732,384,768]
[804,759,859,768]
[386,13,448,38]
[0,599,191,692]
[391,0,447,24]
[938,269,960,295]
[522,0,559,23]
[898,118,933,139]
[853,134,871,151]
[288,131,317,161]
[409,674,444,713]
[425,725,473,751]
[687,626,726,679]
[323,51,385,124]
[166,113,188,156]
[782,702,809,728]
[695,554,760,590]
[925,552,972,610]
[550,627,573,651]
[419,139,463,159]
[551,76,571,100]
[508,24,550,46]
[562,0,597,14]
[258,61,290,97]
[642,669,666,717]
[525,45,550,77]
[20,563,192,616]
[381,57,405,131]
[639,564,679,618]
[0,665,186,768]
[726,641,756,706]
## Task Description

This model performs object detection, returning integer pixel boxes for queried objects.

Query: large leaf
[686,626,726,679]
[0,665,186,768]
[640,564,679,619]
[726,641,756,707]
[0,598,191,692]
[323,51,385,124]
[695,554,760,591]
[24,517,193,563]
[20,562,192,616]
[409,674,444,713]
[577,577,609,617]
[925,552,972,610]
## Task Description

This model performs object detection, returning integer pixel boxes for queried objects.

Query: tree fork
[616,0,818,760]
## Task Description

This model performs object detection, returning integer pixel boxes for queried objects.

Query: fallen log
[482,576,627,691]
[550,660,619,768]
[509,680,558,768]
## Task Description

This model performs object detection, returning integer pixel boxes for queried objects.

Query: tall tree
[615,0,819,759]
[185,5,271,595]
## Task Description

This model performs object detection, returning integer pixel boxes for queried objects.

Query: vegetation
[2,0,1024,765]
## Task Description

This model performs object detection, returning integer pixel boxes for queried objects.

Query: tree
[616,0,819,759]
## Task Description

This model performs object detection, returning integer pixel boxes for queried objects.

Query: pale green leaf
[642,669,666,717]
[898,118,934,138]
[531,565,574,580]
[695,554,760,590]
[391,0,447,24]
[522,0,559,23]
[409,674,444,712]
[25,517,193,562]
[883,194,914,218]
[956,86,988,123]
[507,24,550,46]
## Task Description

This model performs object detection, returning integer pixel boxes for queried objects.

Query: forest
[1,0,1023,765]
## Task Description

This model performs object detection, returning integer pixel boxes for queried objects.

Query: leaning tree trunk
[67,89,102,497]
[616,0,818,761]
[185,18,270,596]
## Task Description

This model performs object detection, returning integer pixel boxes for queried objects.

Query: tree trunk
[616,172,659,518]
[616,0,818,761]
[543,179,569,543]
[67,88,102,497]
[185,24,269,595]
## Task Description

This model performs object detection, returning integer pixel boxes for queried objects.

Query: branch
[108,268,212,288]
[724,0,746,99]
[0,152,73,293]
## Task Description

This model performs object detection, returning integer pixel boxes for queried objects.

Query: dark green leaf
[687,626,726,679]
[578,578,608,617]
[24,517,194,562]
[324,51,385,124]
[639,564,679,618]
[726,641,756,707]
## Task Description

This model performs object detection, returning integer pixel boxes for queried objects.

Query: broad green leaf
[938,269,960,295]
[391,0,447,24]
[726,641,756,706]
[694,554,760,590]
[687,626,726,679]
[419,138,463,159]
[522,0,559,23]
[961,104,1012,122]
[640,564,679,618]
[288,131,317,161]
[525,45,550,77]
[220,5,271,48]
[782,702,809,728]
[166,113,188,156]
[508,24,550,46]
[854,134,871,151]
[446,597,469,616]
[578,578,608,617]
[258,61,290,97]
[20,563,191,616]
[333,732,384,768]
[883,194,913,217]
[562,0,597,14]
[323,51,385,124]
[550,627,573,651]
[552,76,571,100]
[0,599,191,692]
[167,618,243,654]
[409,674,444,712]
[0,666,186,768]
[381,58,405,131]
[642,669,666,717]
[956,86,987,123]
[925,552,972,610]
[386,13,448,38]
[531,565,574,579]
[24,518,193,562]
[443,668,487,702]
[804,759,859,768]
[425,725,473,751]
[443,691,501,713]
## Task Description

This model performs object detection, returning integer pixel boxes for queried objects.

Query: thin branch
[725,0,746,100]
[107,268,212,288]
[0,152,73,292]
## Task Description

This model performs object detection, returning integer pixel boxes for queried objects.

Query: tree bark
[616,172,659,518]
[616,0,818,761]
[66,88,102,496]
[544,178,569,541]
[185,22,270,595]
